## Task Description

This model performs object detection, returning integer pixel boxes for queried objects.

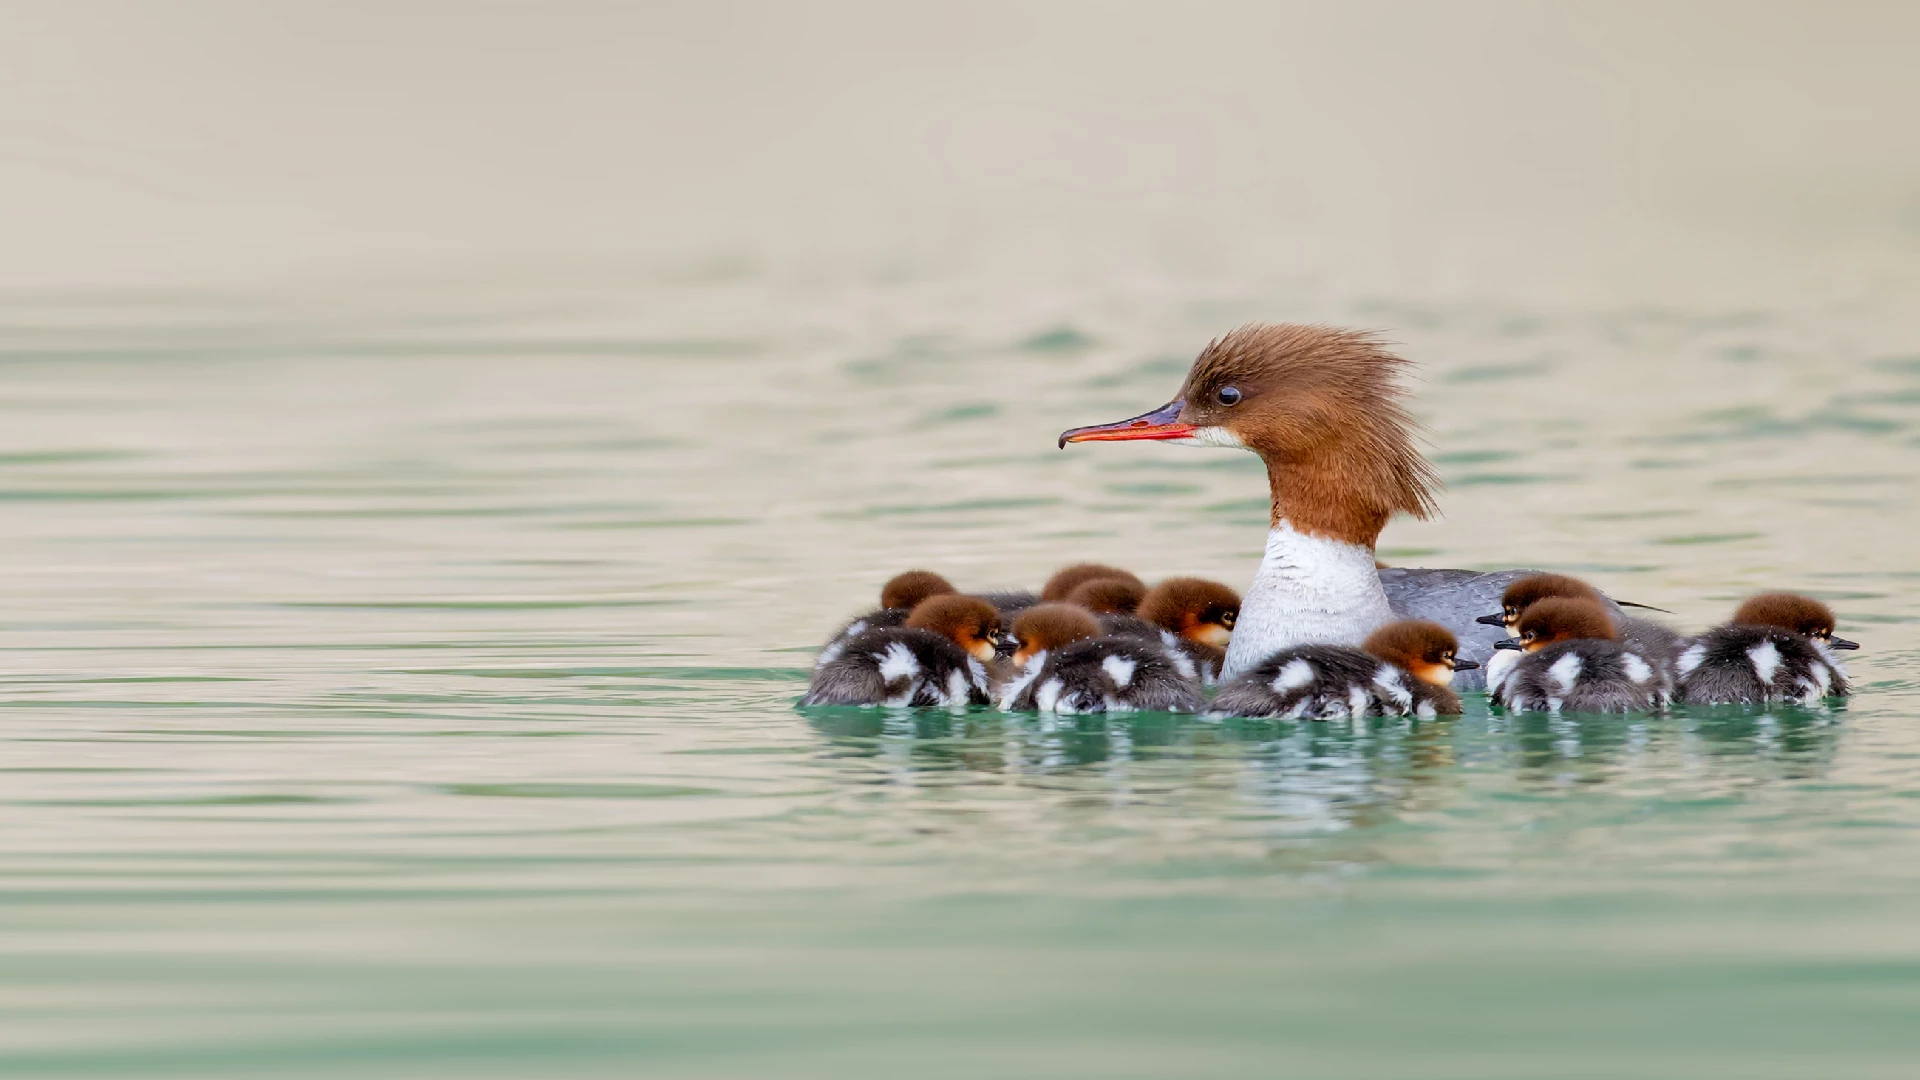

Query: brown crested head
[904,594,1003,663]
[1008,603,1102,666]
[1041,562,1145,602]
[1059,324,1440,546]
[880,569,957,612]
[1513,597,1620,651]
[1730,592,1842,642]
[1136,577,1240,647]
[1493,573,1604,631]
[1066,576,1148,615]
[1362,619,1471,687]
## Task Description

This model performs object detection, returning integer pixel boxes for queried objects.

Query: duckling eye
[1215,386,1242,406]
[1220,610,1237,628]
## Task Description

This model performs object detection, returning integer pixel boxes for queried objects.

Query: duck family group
[801,563,1855,718]
[800,323,1860,718]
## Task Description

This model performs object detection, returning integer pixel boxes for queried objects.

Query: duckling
[1491,597,1668,713]
[1040,562,1146,602]
[1675,592,1854,706]
[1474,572,1683,668]
[1135,577,1240,684]
[1208,619,1475,719]
[997,603,1204,714]
[814,569,958,670]
[1064,576,1158,637]
[801,594,1002,707]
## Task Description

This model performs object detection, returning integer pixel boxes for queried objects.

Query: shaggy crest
[1041,563,1144,602]
[880,569,957,612]
[1179,324,1441,543]
[1066,576,1148,615]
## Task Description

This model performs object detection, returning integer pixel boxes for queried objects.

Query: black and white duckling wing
[813,607,911,670]
[1674,626,1847,706]
[1620,615,1684,675]
[1209,645,1427,720]
[801,627,991,707]
[1494,640,1668,714]
[1001,636,1203,714]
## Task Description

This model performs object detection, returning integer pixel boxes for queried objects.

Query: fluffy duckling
[1040,562,1146,603]
[997,603,1204,714]
[1064,576,1158,637]
[814,569,958,670]
[1209,619,1475,720]
[1135,577,1241,685]
[1490,598,1668,713]
[802,594,1002,707]
[1675,592,1854,706]
[1475,572,1682,667]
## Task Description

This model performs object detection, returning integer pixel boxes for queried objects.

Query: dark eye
[1215,386,1242,406]
[1221,610,1236,628]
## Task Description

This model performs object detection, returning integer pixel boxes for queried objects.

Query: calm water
[3,262,1920,1078]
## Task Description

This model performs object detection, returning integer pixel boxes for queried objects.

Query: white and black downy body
[802,595,1002,708]
[996,604,1205,714]
[1208,619,1470,720]
[1489,598,1669,714]
[1674,593,1855,706]
[813,570,958,671]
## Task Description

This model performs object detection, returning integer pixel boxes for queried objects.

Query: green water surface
[1,269,1918,1078]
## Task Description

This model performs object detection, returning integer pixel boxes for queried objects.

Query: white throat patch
[1223,522,1396,679]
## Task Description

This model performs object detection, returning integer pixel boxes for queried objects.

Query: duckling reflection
[1496,705,1844,789]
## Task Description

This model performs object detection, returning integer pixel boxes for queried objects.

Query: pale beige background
[2,0,1915,299]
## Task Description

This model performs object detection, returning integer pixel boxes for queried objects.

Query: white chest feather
[1223,522,1396,679]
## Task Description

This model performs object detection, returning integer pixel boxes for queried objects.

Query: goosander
[802,594,1002,708]
[1675,592,1854,706]
[1060,323,1570,686]
[997,603,1204,714]
[1475,572,1682,668]
[814,569,958,670]
[1489,597,1669,713]
[1210,619,1474,719]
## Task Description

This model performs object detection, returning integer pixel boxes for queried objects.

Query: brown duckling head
[1362,619,1475,687]
[1065,576,1149,616]
[1731,592,1858,649]
[1136,577,1240,648]
[904,594,1004,663]
[880,570,957,612]
[1040,562,1145,602]
[1007,603,1102,667]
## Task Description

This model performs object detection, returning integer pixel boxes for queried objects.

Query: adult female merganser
[1675,593,1855,706]
[1474,572,1683,667]
[802,594,1003,707]
[1489,597,1669,713]
[997,603,1204,714]
[814,569,958,670]
[1059,324,1559,686]
[1209,619,1474,719]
